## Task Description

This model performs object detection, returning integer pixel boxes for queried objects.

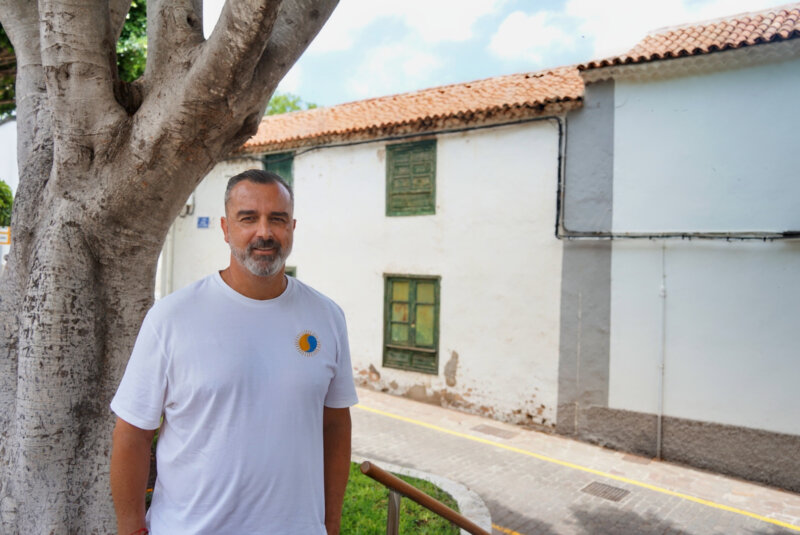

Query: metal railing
[359,461,491,535]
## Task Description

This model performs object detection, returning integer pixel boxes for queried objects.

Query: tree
[0,2,148,123]
[0,1,337,532]
[266,91,317,115]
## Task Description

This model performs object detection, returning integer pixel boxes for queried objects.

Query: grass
[341,462,461,534]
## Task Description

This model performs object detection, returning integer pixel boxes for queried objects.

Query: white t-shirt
[111,273,359,535]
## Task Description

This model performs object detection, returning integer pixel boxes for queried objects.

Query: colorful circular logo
[295,331,321,357]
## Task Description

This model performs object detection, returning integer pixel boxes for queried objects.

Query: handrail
[359,461,491,535]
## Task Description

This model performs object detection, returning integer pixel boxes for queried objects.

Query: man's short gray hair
[224,169,294,210]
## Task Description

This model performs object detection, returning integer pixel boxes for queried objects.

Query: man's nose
[255,217,272,238]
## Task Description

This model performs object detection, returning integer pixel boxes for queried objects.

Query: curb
[352,455,493,534]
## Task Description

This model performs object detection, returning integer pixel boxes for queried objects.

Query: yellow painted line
[354,403,800,533]
[492,523,524,534]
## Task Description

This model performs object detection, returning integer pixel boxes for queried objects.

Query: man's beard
[231,237,290,278]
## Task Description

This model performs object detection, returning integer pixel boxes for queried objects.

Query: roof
[580,3,800,70]
[241,67,583,153]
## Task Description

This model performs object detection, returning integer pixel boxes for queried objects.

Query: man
[110,169,357,534]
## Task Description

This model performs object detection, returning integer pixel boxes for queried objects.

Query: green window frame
[383,275,440,374]
[262,152,294,186]
[386,139,436,216]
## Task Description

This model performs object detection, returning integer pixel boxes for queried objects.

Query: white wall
[609,240,800,435]
[613,56,800,233]
[168,121,565,426]
[608,55,800,435]
[293,122,564,425]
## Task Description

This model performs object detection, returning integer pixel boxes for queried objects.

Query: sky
[203,0,785,107]
[0,0,786,193]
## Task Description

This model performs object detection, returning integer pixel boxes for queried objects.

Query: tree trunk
[2,215,160,532]
[0,1,338,531]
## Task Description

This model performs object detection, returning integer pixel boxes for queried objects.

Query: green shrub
[0,179,12,227]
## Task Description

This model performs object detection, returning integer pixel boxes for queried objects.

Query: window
[386,140,436,216]
[262,152,294,186]
[383,275,440,374]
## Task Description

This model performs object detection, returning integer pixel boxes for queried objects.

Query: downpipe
[656,241,667,459]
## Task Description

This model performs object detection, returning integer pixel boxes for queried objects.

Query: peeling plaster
[368,364,381,382]
[444,350,458,387]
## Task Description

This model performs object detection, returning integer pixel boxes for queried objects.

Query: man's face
[221,180,295,278]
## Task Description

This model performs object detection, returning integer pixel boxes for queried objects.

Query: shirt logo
[295,331,321,357]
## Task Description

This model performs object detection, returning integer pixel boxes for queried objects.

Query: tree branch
[0,2,39,64]
[195,0,282,94]
[0,1,51,217]
[39,0,126,146]
[110,0,133,42]
[145,0,204,83]
[251,0,337,104]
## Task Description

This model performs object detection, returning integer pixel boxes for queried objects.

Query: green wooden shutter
[386,140,436,216]
[262,152,294,186]
[383,276,440,374]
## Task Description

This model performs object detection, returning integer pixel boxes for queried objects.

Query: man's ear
[221,216,229,243]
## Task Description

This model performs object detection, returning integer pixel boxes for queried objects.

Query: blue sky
[205,0,784,106]
[0,0,784,192]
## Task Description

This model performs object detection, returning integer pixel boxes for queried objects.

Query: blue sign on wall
[197,217,210,229]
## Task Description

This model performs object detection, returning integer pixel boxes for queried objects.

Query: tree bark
[0,1,337,532]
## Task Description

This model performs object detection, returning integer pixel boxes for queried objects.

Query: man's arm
[110,417,156,535]
[323,406,352,535]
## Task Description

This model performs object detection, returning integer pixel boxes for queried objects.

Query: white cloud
[309,0,507,54]
[488,10,575,65]
[347,42,442,99]
[404,0,508,43]
[565,0,785,60]
[202,0,225,39]
[307,1,382,53]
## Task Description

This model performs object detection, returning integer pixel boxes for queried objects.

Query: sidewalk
[351,387,800,535]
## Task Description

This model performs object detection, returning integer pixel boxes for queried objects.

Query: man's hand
[323,407,352,535]
[110,417,156,535]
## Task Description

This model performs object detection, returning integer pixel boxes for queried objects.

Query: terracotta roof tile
[242,66,582,152]
[580,3,800,70]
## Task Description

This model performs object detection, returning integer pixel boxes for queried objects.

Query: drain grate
[581,481,630,502]
[471,424,518,439]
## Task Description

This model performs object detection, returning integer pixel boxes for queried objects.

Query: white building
[160,5,800,491]
[558,5,800,492]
